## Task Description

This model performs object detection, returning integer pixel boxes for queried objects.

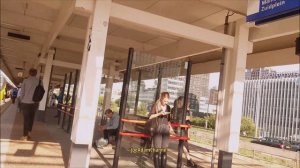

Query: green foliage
[191,117,206,127]
[191,116,255,137]
[206,115,216,129]
[239,148,295,167]
[114,99,120,106]
[137,102,148,116]
[191,115,216,129]
[110,101,119,113]
[98,96,104,106]
[240,117,256,137]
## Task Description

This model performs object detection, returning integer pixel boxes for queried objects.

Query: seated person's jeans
[103,129,118,141]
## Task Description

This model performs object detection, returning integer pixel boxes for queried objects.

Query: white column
[103,64,115,111]
[68,0,111,167]
[216,20,250,153]
[38,49,55,111]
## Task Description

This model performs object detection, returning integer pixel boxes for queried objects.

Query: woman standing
[149,92,175,168]
[171,96,197,167]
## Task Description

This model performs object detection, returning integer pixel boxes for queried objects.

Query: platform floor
[0,103,285,168]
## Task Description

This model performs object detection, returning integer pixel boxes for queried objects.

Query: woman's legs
[161,133,170,168]
[22,104,30,137]
[153,134,162,168]
[183,140,197,167]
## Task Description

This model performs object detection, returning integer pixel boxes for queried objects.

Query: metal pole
[62,72,72,129]
[67,70,79,133]
[134,70,142,115]
[155,66,163,101]
[58,74,67,124]
[255,82,262,138]
[113,48,134,168]
[177,61,192,168]
[211,12,231,168]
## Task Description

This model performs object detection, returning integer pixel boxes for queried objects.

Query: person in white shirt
[20,68,40,141]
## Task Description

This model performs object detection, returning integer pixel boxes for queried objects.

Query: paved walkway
[0,104,289,168]
[1,104,65,168]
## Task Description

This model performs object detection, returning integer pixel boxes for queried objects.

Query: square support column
[68,0,111,167]
[37,49,55,122]
[103,64,116,111]
[93,64,115,142]
[216,20,250,167]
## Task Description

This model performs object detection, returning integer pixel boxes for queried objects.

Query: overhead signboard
[247,0,300,25]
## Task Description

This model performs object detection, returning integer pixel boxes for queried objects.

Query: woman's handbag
[145,118,157,136]
[155,117,170,134]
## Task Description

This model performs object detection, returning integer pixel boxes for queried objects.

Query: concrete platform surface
[1,104,289,168]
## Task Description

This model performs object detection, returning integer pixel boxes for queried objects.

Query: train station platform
[1,103,284,168]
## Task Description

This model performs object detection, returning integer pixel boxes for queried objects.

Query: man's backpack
[32,80,45,102]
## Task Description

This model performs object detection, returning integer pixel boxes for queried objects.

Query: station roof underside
[0,0,299,85]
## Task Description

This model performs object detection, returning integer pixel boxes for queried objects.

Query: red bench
[120,119,191,140]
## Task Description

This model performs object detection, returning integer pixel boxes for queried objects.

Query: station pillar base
[218,150,233,168]
[68,143,89,168]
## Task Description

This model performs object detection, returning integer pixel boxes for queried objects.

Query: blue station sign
[247,0,300,24]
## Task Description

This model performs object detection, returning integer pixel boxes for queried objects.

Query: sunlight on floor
[1,139,65,168]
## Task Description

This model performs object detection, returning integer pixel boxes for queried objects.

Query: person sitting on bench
[98,109,119,145]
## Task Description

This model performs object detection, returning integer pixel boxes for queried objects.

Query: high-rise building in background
[209,88,218,106]
[161,77,186,104]
[189,74,209,99]
[137,75,209,114]
[189,74,210,114]
[243,68,300,141]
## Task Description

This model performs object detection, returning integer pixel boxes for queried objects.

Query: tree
[137,102,148,116]
[240,117,256,137]
[110,101,119,112]
[115,99,120,106]
[205,115,216,129]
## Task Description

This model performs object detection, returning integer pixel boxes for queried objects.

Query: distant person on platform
[20,68,40,141]
[54,87,64,118]
[11,88,18,104]
[17,85,22,112]
[98,109,120,145]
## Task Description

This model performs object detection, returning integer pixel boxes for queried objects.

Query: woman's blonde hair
[152,92,170,114]
[160,92,170,99]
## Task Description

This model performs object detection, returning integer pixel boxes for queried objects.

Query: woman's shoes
[187,159,198,168]
[20,136,28,141]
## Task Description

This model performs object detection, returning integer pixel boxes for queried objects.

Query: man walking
[20,68,40,140]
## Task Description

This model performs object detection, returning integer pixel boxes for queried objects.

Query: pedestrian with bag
[20,68,44,141]
[149,92,175,168]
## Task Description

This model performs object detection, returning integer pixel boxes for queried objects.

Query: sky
[208,64,299,89]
